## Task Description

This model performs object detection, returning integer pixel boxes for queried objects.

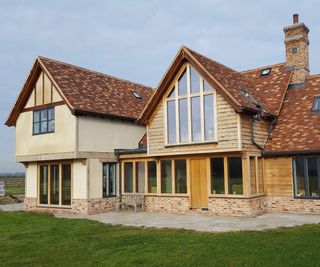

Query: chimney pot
[293,14,299,24]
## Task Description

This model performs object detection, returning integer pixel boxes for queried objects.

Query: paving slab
[0,203,24,212]
[56,212,320,232]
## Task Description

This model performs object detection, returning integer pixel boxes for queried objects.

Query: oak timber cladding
[148,92,239,156]
[241,115,270,150]
[264,157,293,196]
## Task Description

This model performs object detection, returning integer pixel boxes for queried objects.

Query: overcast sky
[1,0,319,172]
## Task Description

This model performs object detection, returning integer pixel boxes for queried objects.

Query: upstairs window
[33,107,55,135]
[312,96,320,112]
[166,64,216,145]
[260,68,271,76]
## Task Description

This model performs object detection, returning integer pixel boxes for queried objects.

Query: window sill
[37,205,71,209]
[294,196,320,200]
[209,193,265,199]
[122,193,188,197]
[164,140,218,148]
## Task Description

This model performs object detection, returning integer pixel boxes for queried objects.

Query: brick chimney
[284,14,310,85]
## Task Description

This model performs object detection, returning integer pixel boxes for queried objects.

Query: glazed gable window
[33,107,55,135]
[166,64,216,145]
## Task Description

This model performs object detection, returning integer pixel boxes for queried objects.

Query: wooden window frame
[164,63,218,146]
[33,107,55,135]
[37,161,72,208]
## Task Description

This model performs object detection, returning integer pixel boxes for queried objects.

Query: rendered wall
[25,162,37,198]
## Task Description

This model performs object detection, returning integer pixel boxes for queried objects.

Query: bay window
[166,64,216,145]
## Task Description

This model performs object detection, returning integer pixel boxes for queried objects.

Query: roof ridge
[37,56,153,91]
[240,62,285,73]
[182,46,240,74]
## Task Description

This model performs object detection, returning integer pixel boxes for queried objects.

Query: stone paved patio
[0,203,24,212]
[56,212,320,232]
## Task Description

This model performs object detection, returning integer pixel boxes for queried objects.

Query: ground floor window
[228,157,243,195]
[210,157,224,194]
[39,163,72,206]
[293,157,320,198]
[175,160,187,193]
[123,160,158,194]
[161,160,172,193]
[103,163,116,197]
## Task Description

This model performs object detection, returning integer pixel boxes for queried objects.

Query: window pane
[313,97,320,111]
[48,120,55,132]
[41,109,48,121]
[204,94,214,140]
[294,158,306,197]
[308,158,319,198]
[61,164,71,205]
[228,157,243,195]
[211,158,224,194]
[48,108,55,120]
[39,165,48,204]
[34,111,40,122]
[179,99,188,142]
[203,80,212,92]
[33,122,40,135]
[41,121,48,133]
[167,101,176,144]
[50,165,59,205]
[175,160,187,193]
[103,163,116,197]
[161,160,172,193]
[124,162,133,193]
[191,96,201,141]
[258,158,264,193]
[178,69,187,96]
[250,157,257,195]
[190,66,200,94]
[148,161,157,193]
[136,162,145,193]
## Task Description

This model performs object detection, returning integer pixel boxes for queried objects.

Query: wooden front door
[190,158,208,208]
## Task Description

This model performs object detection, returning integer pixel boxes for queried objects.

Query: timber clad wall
[148,92,239,156]
[241,115,270,150]
[264,157,293,196]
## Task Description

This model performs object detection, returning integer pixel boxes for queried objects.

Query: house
[6,14,320,216]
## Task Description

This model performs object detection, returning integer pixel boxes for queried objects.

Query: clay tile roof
[185,47,261,113]
[39,56,154,121]
[265,75,320,152]
[241,63,293,115]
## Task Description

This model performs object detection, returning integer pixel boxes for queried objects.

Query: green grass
[1,212,320,267]
[5,186,25,195]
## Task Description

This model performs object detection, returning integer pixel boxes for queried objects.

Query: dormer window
[132,91,142,99]
[165,64,217,145]
[312,96,320,112]
[260,68,272,76]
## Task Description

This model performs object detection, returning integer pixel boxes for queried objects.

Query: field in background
[0,176,25,196]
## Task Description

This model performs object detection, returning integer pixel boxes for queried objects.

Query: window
[124,162,133,193]
[132,91,141,99]
[291,47,298,54]
[166,65,216,144]
[147,161,157,193]
[293,157,320,198]
[39,163,71,206]
[312,96,320,112]
[103,163,116,197]
[136,162,145,193]
[175,160,187,193]
[161,160,172,193]
[260,68,272,76]
[211,158,224,194]
[257,157,264,193]
[228,157,243,195]
[33,107,55,135]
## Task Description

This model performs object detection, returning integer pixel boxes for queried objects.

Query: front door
[190,158,208,208]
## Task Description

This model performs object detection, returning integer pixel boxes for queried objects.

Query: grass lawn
[5,186,25,195]
[1,212,320,266]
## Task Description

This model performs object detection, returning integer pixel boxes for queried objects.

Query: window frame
[164,63,218,146]
[38,162,72,208]
[102,162,117,198]
[293,157,320,199]
[33,107,55,135]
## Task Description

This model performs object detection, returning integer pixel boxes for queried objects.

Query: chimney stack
[284,14,310,85]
